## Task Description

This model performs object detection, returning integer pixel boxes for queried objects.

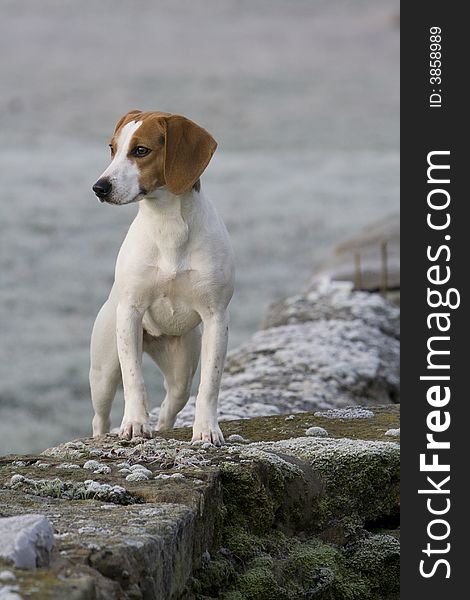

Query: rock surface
[263,279,400,337]
[0,407,399,599]
[0,514,54,569]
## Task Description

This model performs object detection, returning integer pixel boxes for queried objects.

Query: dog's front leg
[116,303,151,439]
[192,312,228,446]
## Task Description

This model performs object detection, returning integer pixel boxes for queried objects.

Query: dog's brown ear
[163,115,217,195]
[114,109,142,134]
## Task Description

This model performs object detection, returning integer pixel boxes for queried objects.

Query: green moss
[192,556,236,597]
[282,539,337,588]
[344,534,400,598]
[235,564,289,600]
[202,426,399,598]
[223,526,266,562]
[219,448,323,536]
[312,444,400,528]
[160,405,400,444]
[282,539,372,600]
[220,461,277,533]
[261,529,295,557]
[219,437,399,538]
[223,593,245,600]
[193,525,399,600]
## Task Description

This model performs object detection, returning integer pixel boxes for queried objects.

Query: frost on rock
[305,426,329,437]
[264,280,400,339]
[83,480,126,496]
[247,436,399,472]
[173,448,211,469]
[10,475,25,485]
[385,428,400,437]
[83,460,111,474]
[8,475,138,505]
[227,434,250,444]
[220,319,398,414]
[238,448,303,476]
[42,440,87,459]
[126,471,149,482]
[314,408,375,420]
[128,465,153,477]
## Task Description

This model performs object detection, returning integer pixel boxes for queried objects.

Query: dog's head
[92,110,217,204]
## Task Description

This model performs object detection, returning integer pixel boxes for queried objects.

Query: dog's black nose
[93,178,112,198]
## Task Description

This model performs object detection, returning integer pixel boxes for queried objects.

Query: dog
[90,110,234,446]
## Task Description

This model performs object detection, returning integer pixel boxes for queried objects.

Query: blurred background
[0,0,399,454]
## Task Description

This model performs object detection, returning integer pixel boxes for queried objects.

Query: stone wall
[1,407,399,599]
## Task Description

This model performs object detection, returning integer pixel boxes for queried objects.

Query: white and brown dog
[90,110,234,446]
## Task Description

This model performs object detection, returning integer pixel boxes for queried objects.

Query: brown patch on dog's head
[110,110,217,196]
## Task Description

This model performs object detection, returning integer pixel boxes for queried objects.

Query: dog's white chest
[143,267,201,336]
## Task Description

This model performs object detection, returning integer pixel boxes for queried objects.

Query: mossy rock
[1,406,399,599]
[217,436,399,535]
[193,531,399,600]
[344,533,400,598]
[160,405,400,444]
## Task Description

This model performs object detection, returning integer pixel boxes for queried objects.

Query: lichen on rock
[7,474,140,505]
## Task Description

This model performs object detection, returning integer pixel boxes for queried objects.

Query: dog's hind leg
[89,300,121,436]
[144,326,201,431]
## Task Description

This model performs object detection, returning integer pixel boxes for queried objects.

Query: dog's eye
[131,146,151,157]
[109,144,114,156]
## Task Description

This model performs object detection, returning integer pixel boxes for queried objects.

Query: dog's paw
[119,420,151,440]
[191,422,225,447]
[154,417,175,433]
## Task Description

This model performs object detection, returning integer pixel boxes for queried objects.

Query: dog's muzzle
[93,178,112,201]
